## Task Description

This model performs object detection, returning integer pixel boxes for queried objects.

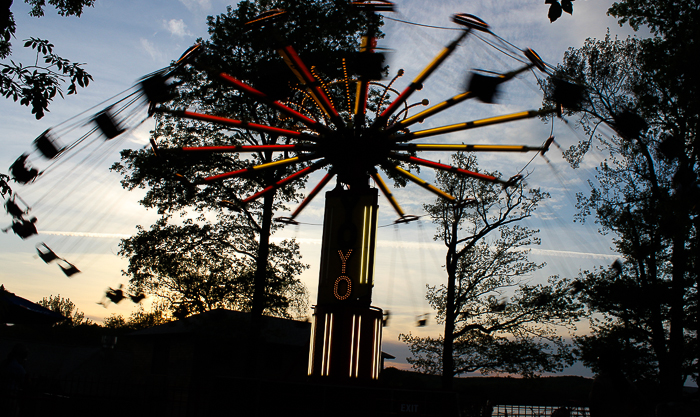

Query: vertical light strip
[371,318,379,379]
[377,317,383,379]
[360,205,370,284]
[321,314,329,376]
[326,313,334,376]
[374,317,383,379]
[349,314,357,377]
[366,205,375,285]
[308,314,317,376]
[355,316,362,377]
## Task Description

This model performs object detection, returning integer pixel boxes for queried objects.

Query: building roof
[128,309,311,347]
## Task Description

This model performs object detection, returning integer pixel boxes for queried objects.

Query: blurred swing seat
[106,286,125,304]
[468,72,501,103]
[33,129,64,159]
[10,217,38,239]
[130,293,146,303]
[10,154,39,184]
[93,110,125,139]
[37,243,59,263]
[58,260,80,277]
[141,73,177,104]
[5,198,25,219]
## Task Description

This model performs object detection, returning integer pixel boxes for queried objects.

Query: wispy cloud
[179,0,211,12]
[163,19,192,37]
[139,38,165,62]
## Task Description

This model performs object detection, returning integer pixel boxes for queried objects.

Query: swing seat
[275,216,299,225]
[394,214,419,224]
[452,14,490,32]
[551,78,586,110]
[33,129,64,159]
[10,155,39,184]
[130,293,145,303]
[37,243,59,263]
[5,199,25,219]
[12,218,38,239]
[59,260,80,277]
[382,310,390,327]
[468,72,501,104]
[93,111,126,139]
[347,52,386,81]
[612,109,648,141]
[106,288,125,304]
[141,73,177,104]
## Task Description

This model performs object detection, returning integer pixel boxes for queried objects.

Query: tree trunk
[442,221,458,390]
[246,169,274,378]
[252,190,273,319]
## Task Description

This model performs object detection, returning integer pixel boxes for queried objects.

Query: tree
[103,304,171,331]
[1,0,94,118]
[399,153,583,389]
[113,0,382,320]
[545,0,699,398]
[37,294,92,326]
[118,217,309,319]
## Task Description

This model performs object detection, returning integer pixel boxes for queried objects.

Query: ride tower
[308,181,382,380]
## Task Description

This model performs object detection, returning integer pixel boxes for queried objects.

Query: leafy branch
[1,37,92,118]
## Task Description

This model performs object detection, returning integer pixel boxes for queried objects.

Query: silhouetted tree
[399,153,583,389]
[103,304,171,331]
[545,0,699,398]
[1,0,94,118]
[37,294,92,326]
[118,218,309,318]
[113,0,382,320]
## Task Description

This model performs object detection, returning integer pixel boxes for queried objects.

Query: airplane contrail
[271,237,619,260]
[40,231,132,239]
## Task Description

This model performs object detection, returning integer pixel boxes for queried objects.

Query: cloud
[179,0,211,12]
[163,19,192,37]
[139,38,164,62]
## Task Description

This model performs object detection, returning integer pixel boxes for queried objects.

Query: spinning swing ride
[2,1,582,380]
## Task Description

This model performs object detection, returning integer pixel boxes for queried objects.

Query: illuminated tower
[308,185,383,380]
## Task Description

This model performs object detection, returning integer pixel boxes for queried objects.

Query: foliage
[545,0,574,23]
[114,0,380,319]
[400,153,583,387]
[103,304,171,331]
[1,0,94,118]
[37,294,92,327]
[544,0,699,398]
[118,217,309,319]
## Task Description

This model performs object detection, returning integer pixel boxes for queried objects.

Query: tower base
[308,304,383,381]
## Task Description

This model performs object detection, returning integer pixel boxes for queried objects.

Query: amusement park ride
[3,1,579,382]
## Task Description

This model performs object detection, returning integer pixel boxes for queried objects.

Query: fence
[494,404,589,417]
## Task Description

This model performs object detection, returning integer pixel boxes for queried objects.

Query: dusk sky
[1,0,645,374]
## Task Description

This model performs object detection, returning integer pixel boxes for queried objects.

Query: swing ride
[1,1,592,381]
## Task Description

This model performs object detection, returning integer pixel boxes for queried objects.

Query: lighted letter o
[334,276,352,300]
